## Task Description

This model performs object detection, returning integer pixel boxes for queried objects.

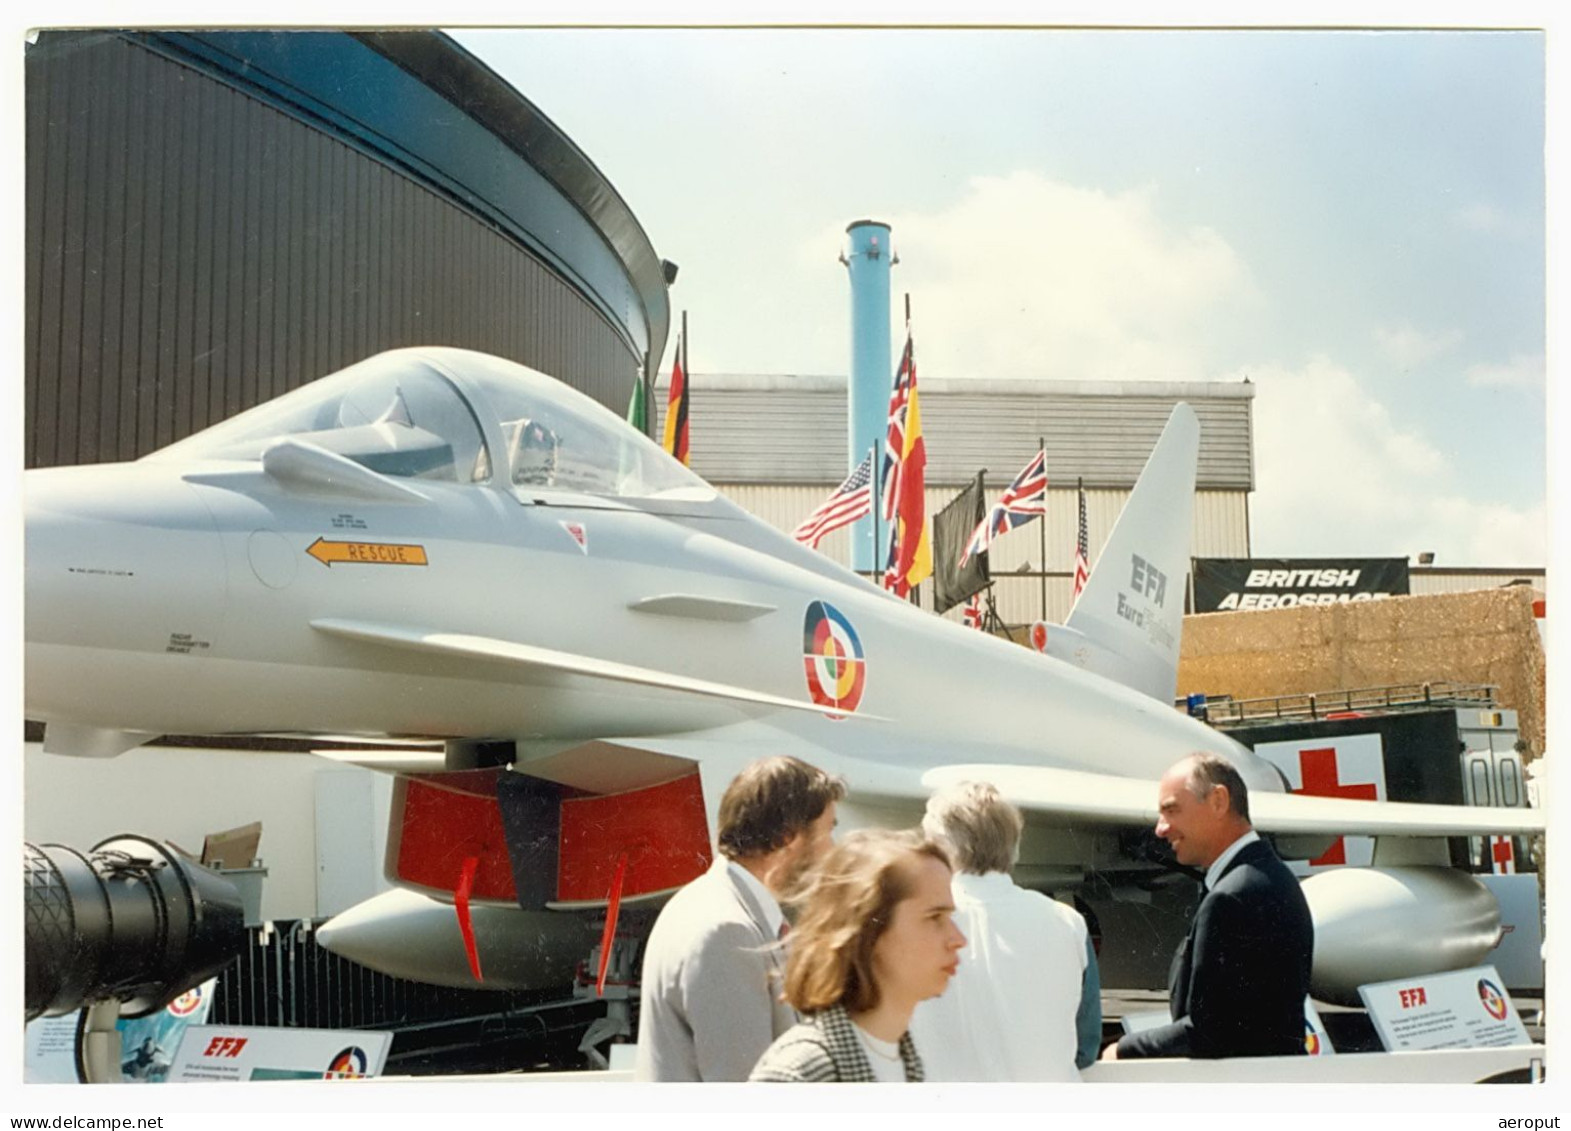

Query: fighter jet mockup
[25,347,1542,1000]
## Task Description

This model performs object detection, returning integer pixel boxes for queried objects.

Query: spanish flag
[882,329,932,597]
[662,337,689,466]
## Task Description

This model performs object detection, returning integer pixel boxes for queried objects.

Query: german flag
[662,337,689,466]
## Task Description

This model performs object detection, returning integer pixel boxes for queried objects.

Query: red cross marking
[1296,746,1378,866]
[1492,837,1516,872]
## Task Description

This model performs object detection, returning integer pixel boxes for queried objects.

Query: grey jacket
[633,858,796,1081]
[750,1004,923,1083]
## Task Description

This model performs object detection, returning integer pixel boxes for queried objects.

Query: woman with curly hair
[749,828,967,1083]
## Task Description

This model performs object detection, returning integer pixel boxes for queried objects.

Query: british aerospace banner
[1192,558,1410,613]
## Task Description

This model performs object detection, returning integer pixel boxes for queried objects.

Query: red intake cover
[557,772,712,902]
[389,768,712,905]
[392,774,518,901]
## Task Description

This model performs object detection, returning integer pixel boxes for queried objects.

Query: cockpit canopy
[147,348,715,502]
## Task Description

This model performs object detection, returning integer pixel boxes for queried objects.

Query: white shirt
[728,858,785,939]
[907,872,1090,1082]
[1204,829,1261,891]
[854,1025,907,1083]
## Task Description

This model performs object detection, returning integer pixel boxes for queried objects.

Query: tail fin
[1045,403,1199,702]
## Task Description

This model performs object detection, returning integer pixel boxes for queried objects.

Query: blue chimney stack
[843,220,894,573]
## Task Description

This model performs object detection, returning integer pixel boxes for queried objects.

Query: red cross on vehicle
[1296,747,1378,866]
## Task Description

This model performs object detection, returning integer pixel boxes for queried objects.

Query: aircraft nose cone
[25,464,228,728]
[318,889,587,991]
[1302,866,1501,1004]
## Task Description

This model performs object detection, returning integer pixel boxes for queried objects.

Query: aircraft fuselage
[26,458,1273,796]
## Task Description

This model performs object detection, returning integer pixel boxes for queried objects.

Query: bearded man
[634,756,845,1081]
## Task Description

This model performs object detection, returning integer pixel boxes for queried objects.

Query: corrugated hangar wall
[25,31,644,469]
[662,375,1255,488]
[666,376,1256,624]
[723,483,1250,625]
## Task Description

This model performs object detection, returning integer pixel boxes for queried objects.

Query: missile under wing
[24,347,1543,998]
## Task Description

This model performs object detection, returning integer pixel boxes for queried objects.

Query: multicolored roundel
[803,601,866,715]
[1303,1021,1321,1056]
[1478,977,1509,1021]
[324,1046,369,1080]
[166,986,204,1017]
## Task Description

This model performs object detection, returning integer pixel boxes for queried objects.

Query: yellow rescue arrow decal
[306,537,428,567]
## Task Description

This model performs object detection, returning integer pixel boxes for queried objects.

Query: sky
[450,22,1548,568]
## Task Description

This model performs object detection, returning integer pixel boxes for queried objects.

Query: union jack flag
[793,451,875,550]
[879,337,913,527]
[961,592,984,630]
[959,449,1047,567]
[1072,477,1091,600]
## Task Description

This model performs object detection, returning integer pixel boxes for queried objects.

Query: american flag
[793,451,875,550]
[959,449,1048,567]
[1072,477,1091,600]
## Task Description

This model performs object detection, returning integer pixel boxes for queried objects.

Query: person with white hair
[908,780,1101,1081]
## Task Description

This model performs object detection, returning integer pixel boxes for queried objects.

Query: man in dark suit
[1106,752,1314,1060]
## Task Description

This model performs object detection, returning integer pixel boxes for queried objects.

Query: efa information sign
[118,978,217,1082]
[166,1025,393,1082]
[1360,965,1532,1051]
[23,979,220,1084]
[1193,557,1409,613]
[23,1014,81,1083]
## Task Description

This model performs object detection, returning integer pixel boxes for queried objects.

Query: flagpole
[1039,435,1048,623]
[870,441,881,580]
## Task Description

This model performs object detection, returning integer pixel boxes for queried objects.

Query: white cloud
[805,171,1257,382]
[1466,352,1545,390]
[1374,323,1464,370]
[784,174,1544,568]
[1246,358,1545,566]
[1429,496,1549,567]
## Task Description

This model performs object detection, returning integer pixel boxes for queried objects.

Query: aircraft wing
[310,618,879,720]
[622,723,1545,839]
[619,722,942,804]
[922,763,1546,838]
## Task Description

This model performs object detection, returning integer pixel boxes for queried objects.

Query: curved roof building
[25,29,669,468]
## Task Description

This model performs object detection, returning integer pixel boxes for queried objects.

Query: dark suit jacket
[1117,837,1314,1059]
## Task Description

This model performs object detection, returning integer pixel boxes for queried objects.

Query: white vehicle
[25,347,1542,1003]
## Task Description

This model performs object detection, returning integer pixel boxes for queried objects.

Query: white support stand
[77,1000,123,1084]
[575,933,638,1069]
